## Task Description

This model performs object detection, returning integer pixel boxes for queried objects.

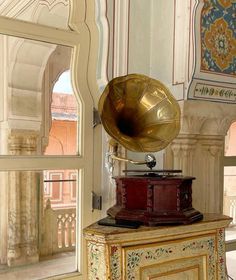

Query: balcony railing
[224,195,236,226]
[41,199,76,256]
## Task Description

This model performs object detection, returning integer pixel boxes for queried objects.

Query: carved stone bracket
[165,100,236,214]
[170,136,198,176]
[8,131,38,155]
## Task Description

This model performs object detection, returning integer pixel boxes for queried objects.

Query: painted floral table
[84,214,231,280]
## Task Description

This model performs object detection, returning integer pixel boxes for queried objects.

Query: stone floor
[227,251,236,280]
[0,252,76,280]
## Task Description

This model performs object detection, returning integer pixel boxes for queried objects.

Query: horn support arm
[107,151,156,170]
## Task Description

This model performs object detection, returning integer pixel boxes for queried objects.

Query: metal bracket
[93,108,101,128]
[92,191,102,210]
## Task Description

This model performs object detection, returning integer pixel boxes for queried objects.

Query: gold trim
[84,216,231,246]
[149,265,200,279]
[139,254,208,280]
[139,254,207,271]
[123,232,216,251]
[84,228,217,246]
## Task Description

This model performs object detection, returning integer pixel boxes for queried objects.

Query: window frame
[223,155,236,253]
[0,1,99,278]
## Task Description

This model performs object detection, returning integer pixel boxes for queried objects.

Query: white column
[7,134,22,266]
[200,137,224,213]
[7,132,39,266]
[113,0,130,77]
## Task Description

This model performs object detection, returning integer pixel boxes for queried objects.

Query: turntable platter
[122,169,182,177]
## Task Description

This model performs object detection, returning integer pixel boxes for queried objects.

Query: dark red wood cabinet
[107,176,203,225]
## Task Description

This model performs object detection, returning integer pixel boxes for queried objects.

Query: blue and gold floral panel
[188,0,236,103]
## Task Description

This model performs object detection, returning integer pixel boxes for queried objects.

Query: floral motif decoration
[87,242,106,280]
[110,245,121,280]
[218,0,232,9]
[217,228,227,279]
[126,237,216,280]
[182,239,216,280]
[200,0,236,75]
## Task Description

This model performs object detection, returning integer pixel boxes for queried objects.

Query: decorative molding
[32,0,70,29]
[125,235,216,279]
[164,99,236,213]
[8,132,38,155]
[112,0,130,78]
[0,0,70,30]
[0,16,80,47]
[180,114,233,136]
[94,0,109,92]
[38,0,69,9]
[179,100,236,136]
[170,137,197,176]
[172,0,192,86]
[181,116,206,135]
[193,82,236,102]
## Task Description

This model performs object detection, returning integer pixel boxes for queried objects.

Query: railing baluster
[61,216,66,249]
[58,220,62,248]
[232,199,236,225]
[71,220,75,246]
[43,206,76,255]
[68,217,72,248]
[224,195,236,226]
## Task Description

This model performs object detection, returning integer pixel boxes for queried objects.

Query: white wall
[149,0,174,84]
[127,0,186,168]
[128,0,152,76]
[128,0,193,101]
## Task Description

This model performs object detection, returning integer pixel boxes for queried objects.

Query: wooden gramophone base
[106,175,203,226]
[107,206,203,226]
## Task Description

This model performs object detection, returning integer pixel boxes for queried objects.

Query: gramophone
[98,74,203,227]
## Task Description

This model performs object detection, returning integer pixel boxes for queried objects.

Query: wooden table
[84,214,231,280]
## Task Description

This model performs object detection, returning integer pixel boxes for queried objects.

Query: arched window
[224,122,236,278]
[44,71,78,208]
[45,70,78,156]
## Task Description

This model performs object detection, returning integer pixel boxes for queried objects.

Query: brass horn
[98,74,180,168]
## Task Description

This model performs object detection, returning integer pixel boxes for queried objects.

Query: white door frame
[0,0,106,278]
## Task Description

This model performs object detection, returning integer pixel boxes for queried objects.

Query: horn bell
[98,74,180,153]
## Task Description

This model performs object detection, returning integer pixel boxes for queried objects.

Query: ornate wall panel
[188,0,236,103]
[201,0,235,75]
